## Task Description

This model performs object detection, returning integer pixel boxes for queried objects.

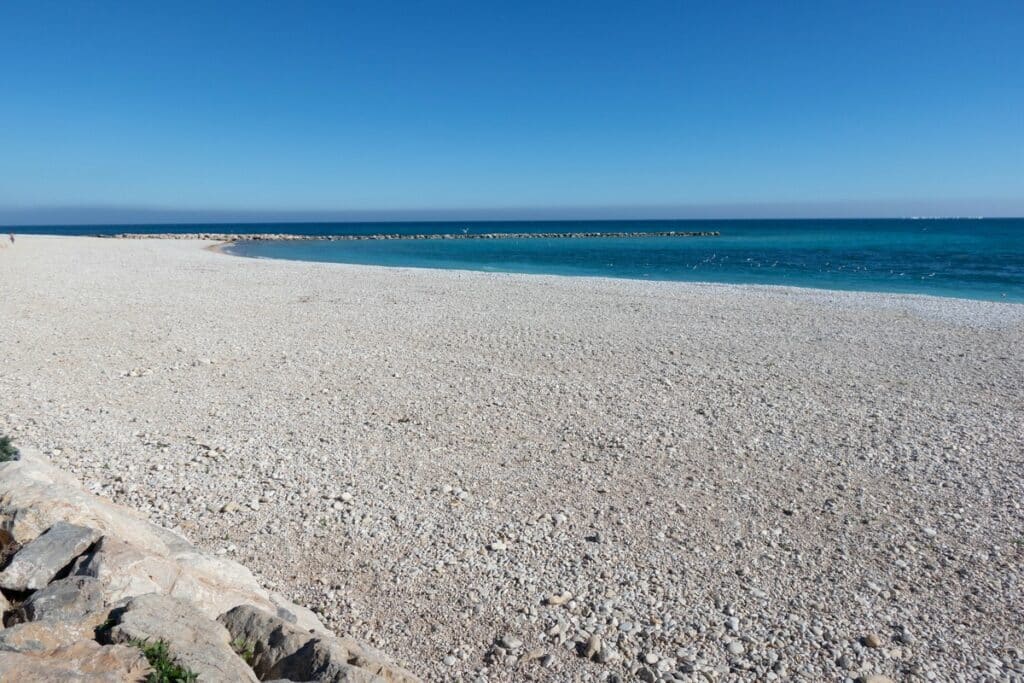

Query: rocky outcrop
[9,576,104,624]
[0,640,151,682]
[0,522,100,591]
[0,447,419,682]
[219,605,418,683]
[103,593,259,682]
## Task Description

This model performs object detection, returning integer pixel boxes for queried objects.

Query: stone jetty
[106,230,719,242]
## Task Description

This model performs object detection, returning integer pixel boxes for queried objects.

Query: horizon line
[2,199,1023,226]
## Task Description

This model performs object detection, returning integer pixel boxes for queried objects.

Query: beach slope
[1,236,1022,680]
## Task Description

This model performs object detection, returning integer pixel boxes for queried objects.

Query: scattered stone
[545,592,572,606]
[583,634,602,660]
[498,635,523,650]
[864,633,884,649]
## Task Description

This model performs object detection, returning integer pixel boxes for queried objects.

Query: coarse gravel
[1,236,1023,682]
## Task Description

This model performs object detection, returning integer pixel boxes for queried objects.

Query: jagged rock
[0,591,9,615]
[0,448,191,555]
[72,537,325,632]
[103,593,258,682]
[2,450,328,634]
[0,521,100,591]
[0,449,417,680]
[0,639,150,681]
[218,604,419,683]
[0,610,109,653]
[279,640,384,683]
[10,576,104,624]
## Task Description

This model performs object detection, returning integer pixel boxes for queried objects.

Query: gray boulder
[0,521,100,591]
[218,604,419,682]
[9,576,104,624]
[103,593,258,682]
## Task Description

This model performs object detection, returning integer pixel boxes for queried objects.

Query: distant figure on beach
[8,233,13,245]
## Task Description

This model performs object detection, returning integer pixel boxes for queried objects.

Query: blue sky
[1,1,1022,222]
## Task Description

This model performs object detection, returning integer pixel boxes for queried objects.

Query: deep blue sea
[14,219,1024,302]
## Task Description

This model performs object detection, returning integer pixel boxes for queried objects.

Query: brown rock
[0,615,104,653]
[0,639,149,682]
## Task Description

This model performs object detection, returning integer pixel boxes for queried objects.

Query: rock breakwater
[0,447,419,682]
[106,230,719,242]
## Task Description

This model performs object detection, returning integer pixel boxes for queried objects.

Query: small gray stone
[583,634,602,660]
[637,667,657,683]
[0,522,100,591]
[499,635,523,650]
[727,640,745,656]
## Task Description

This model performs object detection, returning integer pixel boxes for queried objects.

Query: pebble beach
[2,236,1022,681]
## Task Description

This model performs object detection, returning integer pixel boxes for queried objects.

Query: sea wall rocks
[0,447,419,682]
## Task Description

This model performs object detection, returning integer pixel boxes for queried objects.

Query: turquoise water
[222,219,1024,302]
[14,219,1024,302]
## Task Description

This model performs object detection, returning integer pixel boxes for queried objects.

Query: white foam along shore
[2,236,1023,681]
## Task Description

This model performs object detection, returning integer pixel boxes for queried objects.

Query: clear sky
[1,1,1022,223]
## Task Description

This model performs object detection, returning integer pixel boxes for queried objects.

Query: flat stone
[103,593,258,682]
[218,604,419,683]
[10,576,105,624]
[0,610,109,653]
[0,521,100,591]
[0,639,150,682]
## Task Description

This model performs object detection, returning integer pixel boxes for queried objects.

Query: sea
[13,218,1024,303]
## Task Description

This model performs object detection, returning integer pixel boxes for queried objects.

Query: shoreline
[216,238,1024,313]
[2,235,1023,681]
[105,229,721,241]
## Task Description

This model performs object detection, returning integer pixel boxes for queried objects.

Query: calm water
[14,219,1024,302]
